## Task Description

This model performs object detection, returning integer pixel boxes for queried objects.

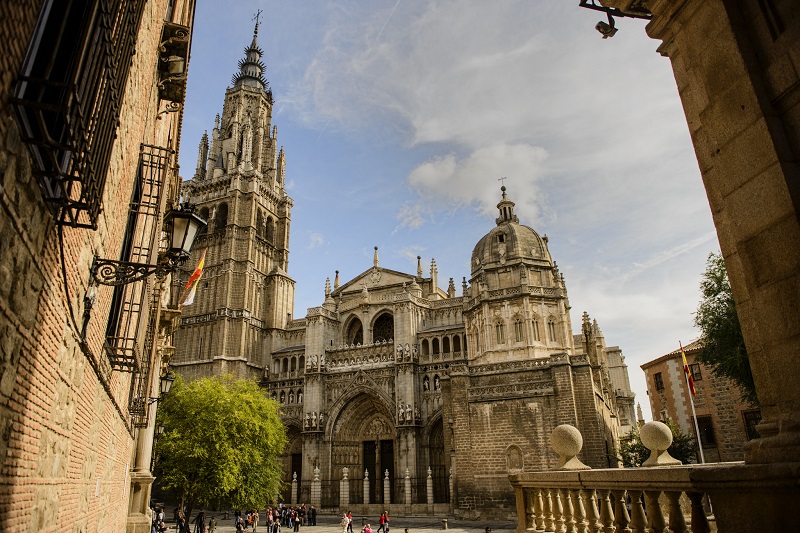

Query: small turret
[195,131,209,180]
[231,20,269,90]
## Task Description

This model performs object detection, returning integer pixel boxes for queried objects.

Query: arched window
[216,202,228,232]
[548,319,557,342]
[288,390,295,404]
[266,216,275,242]
[506,445,523,472]
[345,317,363,345]
[198,207,209,235]
[297,389,303,403]
[453,335,461,353]
[281,358,288,373]
[443,336,450,353]
[514,319,524,343]
[421,339,430,356]
[290,356,297,372]
[279,391,286,403]
[373,312,394,342]
[299,356,305,372]
[271,391,277,400]
[495,322,506,344]
[433,338,440,354]
[532,317,541,342]
[273,359,280,374]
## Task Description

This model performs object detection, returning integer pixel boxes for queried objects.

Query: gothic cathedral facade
[173,24,635,518]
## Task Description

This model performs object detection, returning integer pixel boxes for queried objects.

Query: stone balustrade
[511,422,715,533]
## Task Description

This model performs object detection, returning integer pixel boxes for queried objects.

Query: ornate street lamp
[149,370,176,405]
[91,204,206,286]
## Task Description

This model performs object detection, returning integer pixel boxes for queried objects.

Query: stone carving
[423,376,430,391]
[398,403,405,422]
[319,412,324,426]
[434,375,440,391]
[405,403,412,422]
[312,412,318,428]
[304,414,311,429]
[414,404,420,421]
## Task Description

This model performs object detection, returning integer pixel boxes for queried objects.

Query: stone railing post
[291,472,298,504]
[364,469,370,505]
[404,467,412,511]
[641,422,681,467]
[311,467,321,508]
[448,468,454,512]
[384,469,391,505]
[340,467,350,509]
[426,466,434,512]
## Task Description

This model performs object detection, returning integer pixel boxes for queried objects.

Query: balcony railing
[510,422,719,533]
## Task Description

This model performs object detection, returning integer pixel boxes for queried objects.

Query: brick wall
[0,0,189,530]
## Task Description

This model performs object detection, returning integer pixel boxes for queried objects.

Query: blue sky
[178,1,719,420]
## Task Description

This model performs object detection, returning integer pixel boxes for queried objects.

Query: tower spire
[231,16,269,91]
[496,185,519,225]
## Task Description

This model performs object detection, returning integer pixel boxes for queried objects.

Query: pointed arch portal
[331,392,395,504]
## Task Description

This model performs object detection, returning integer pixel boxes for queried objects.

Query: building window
[689,363,702,381]
[532,318,540,342]
[696,416,717,447]
[12,0,147,228]
[743,409,762,441]
[547,320,557,342]
[495,323,505,344]
[514,320,524,343]
[654,372,664,391]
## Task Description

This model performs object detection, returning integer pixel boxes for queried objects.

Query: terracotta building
[641,340,761,463]
[0,1,199,532]
[171,23,636,518]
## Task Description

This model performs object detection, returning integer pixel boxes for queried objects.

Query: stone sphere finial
[551,424,590,470]
[640,421,682,466]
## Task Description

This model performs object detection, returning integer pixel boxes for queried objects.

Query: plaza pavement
[167,513,517,533]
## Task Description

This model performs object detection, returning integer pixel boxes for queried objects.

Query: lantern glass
[159,372,176,396]
[166,207,206,261]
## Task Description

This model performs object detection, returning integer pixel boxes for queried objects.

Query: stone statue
[406,403,412,422]
[318,412,324,426]
[434,375,440,390]
[398,404,405,422]
[414,404,420,421]
[311,412,317,428]
[423,377,430,391]
[304,413,310,428]
[297,390,303,403]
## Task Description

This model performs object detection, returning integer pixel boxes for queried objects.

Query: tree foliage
[619,420,696,467]
[155,375,287,519]
[694,252,757,404]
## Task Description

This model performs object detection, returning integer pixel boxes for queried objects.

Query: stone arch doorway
[282,425,303,503]
[331,392,395,504]
[428,417,449,503]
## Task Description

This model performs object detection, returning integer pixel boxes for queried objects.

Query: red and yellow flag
[681,345,697,397]
[180,249,206,306]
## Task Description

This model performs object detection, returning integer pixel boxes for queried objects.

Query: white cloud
[401,143,548,228]
[307,232,325,250]
[395,202,425,230]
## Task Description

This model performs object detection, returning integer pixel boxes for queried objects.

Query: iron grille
[11,0,148,229]
[105,144,171,372]
[128,286,161,427]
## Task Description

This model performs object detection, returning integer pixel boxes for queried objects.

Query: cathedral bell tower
[172,20,295,380]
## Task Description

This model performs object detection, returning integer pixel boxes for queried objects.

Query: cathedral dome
[470,187,551,275]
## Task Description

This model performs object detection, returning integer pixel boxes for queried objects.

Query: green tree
[155,375,287,523]
[619,420,696,467]
[694,252,757,404]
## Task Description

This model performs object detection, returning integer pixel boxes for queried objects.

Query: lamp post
[90,204,206,286]
[148,370,176,405]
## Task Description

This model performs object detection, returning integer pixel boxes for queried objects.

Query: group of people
[340,511,390,533]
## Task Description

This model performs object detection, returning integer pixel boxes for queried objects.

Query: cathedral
[172,23,635,518]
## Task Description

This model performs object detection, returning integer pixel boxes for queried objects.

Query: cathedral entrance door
[363,439,394,503]
[291,453,302,503]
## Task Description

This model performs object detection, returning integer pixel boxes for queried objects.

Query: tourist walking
[208,516,217,533]
[376,512,386,533]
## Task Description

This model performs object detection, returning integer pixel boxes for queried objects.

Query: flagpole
[681,341,706,464]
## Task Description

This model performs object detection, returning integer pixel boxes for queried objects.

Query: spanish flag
[680,344,697,397]
[180,249,206,306]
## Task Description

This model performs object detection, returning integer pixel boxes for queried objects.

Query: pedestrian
[309,506,316,526]
[194,512,207,533]
[208,516,217,533]
[383,512,389,533]
[340,514,348,533]
[363,524,372,533]
[377,512,386,533]
[253,510,260,533]
[347,511,353,533]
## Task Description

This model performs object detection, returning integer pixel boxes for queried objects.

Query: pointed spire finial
[417,256,423,278]
[373,246,379,268]
[334,270,340,289]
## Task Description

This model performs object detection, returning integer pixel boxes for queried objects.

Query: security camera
[596,20,618,38]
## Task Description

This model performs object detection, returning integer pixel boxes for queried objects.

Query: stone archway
[330,392,395,504]
[281,425,303,503]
